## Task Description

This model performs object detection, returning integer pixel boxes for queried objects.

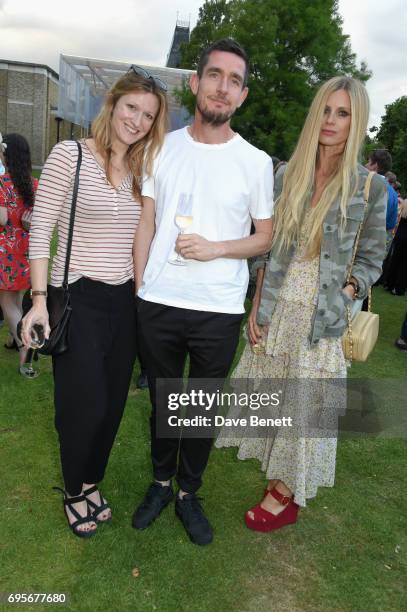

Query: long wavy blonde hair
[92,71,168,200]
[272,76,370,258]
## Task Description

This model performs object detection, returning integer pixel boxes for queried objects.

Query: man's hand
[175,233,223,262]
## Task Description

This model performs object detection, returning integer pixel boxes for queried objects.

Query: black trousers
[137,299,243,493]
[386,234,407,295]
[53,278,137,495]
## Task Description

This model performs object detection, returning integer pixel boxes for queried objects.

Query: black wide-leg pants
[53,278,137,496]
[137,299,243,493]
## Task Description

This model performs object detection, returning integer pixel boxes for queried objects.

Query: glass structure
[58,54,193,130]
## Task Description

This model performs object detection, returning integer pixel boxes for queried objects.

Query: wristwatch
[30,289,48,298]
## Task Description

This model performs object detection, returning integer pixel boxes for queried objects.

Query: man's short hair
[197,38,249,87]
[369,149,393,174]
[385,171,397,185]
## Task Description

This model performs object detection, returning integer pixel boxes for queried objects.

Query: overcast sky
[1,0,406,129]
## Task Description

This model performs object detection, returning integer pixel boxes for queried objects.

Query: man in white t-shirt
[132,38,274,545]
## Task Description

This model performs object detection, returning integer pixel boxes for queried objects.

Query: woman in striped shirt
[21,68,168,538]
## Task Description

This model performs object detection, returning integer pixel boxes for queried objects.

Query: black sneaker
[132,482,174,529]
[175,493,213,545]
[395,338,407,351]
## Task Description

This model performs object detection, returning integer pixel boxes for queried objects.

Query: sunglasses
[127,65,168,92]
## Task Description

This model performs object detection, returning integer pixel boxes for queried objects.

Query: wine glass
[18,324,45,379]
[169,194,193,266]
[19,348,39,379]
[29,323,45,349]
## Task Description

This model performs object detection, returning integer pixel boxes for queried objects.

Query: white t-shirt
[139,126,274,314]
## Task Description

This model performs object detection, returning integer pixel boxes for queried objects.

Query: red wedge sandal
[245,487,299,532]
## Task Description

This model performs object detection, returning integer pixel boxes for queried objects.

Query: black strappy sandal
[53,487,97,538]
[83,485,112,523]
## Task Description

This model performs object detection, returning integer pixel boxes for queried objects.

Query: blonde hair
[272,76,370,258]
[91,71,168,200]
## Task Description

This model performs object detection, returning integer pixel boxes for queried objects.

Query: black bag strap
[62,141,82,291]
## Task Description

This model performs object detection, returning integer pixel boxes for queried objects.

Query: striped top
[29,140,141,286]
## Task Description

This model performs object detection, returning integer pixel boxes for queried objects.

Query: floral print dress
[0,174,38,291]
[216,210,347,507]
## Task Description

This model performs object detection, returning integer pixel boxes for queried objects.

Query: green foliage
[377,97,407,150]
[376,96,407,192]
[179,0,370,159]
[362,134,385,166]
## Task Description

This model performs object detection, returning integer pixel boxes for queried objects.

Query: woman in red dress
[0,133,38,372]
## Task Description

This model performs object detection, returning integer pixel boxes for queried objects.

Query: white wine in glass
[175,215,193,231]
[169,194,194,266]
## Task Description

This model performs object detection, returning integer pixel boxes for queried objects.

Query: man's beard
[197,98,234,127]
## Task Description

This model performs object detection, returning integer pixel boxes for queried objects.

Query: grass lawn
[0,287,406,611]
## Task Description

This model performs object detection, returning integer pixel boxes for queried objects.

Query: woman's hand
[342,284,356,301]
[21,301,50,347]
[248,293,265,346]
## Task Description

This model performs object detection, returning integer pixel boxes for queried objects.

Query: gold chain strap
[346,303,353,361]
[345,171,374,361]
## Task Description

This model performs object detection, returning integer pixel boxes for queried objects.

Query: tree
[376,97,407,191]
[179,0,370,160]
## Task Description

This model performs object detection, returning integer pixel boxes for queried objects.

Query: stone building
[0,59,83,168]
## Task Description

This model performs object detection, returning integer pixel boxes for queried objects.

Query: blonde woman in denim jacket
[216,76,386,532]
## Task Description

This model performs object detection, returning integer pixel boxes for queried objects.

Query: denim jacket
[256,164,387,346]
